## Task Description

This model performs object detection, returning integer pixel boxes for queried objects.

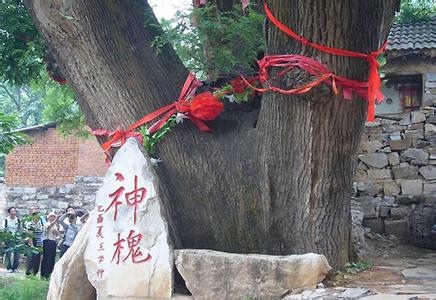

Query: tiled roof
[387,17,436,51]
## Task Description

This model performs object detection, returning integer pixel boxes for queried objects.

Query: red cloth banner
[263,3,386,121]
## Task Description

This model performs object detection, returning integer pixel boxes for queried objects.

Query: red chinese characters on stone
[97,214,104,224]
[105,186,125,221]
[111,230,152,265]
[105,174,147,224]
[96,268,105,278]
[124,175,146,225]
[96,225,104,238]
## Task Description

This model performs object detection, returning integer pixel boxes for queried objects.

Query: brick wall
[77,136,107,176]
[5,127,106,187]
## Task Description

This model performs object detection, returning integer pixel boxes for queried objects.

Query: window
[391,75,422,111]
[399,82,421,110]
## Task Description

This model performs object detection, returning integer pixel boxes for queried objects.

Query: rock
[381,196,395,206]
[389,131,401,141]
[359,153,389,168]
[357,182,380,196]
[419,166,436,180]
[410,204,436,250]
[383,181,400,196]
[356,197,379,218]
[83,138,173,299]
[401,179,423,195]
[389,132,402,141]
[354,169,369,181]
[357,161,368,170]
[401,267,436,280]
[385,219,409,239]
[429,136,436,147]
[390,139,411,151]
[364,140,383,153]
[424,193,436,204]
[338,288,370,298]
[425,123,436,138]
[379,206,390,218]
[404,129,424,139]
[174,250,331,299]
[427,114,436,124]
[411,111,426,123]
[414,140,431,148]
[400,149,429,166]
[48,221,96,300]
[388,152,400,166]
[367,169,392,180]
[381,147,392,153]
[399,113,411,126]
[392,163,419,179]
[396,195,424,205]
[409,123,424,130]
[390,206,411,219]
[362,218,384,234]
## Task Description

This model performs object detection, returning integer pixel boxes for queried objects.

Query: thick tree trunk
[25,0,398,269]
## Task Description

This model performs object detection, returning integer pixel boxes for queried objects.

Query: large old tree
[25,0,399,270]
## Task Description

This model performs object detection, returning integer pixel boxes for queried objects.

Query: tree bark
[25,0,399,270]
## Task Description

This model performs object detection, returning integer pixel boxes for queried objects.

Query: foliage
[139,116,177,154]
[151,4,264,80]
[0,1,45,85]
[0,82,44,127]
[38,74,88,137]
[395,0,436,23]
[0,112,27,155]
[335,260,373,278]
[0,275,49,300]
[0,229,41,258]
[0,2,86,136]
[345,260,373,274]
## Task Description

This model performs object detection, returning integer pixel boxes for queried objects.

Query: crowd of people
[2,205,89,279]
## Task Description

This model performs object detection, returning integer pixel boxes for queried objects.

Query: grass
[335,259,374,279]
[0,275,49,300]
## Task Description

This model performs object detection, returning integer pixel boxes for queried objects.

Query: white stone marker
[84,138,172,299]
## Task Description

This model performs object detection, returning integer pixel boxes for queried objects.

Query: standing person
[3,207,21,272]
[40,212,59,279]
[25,212,43,276]
[59,210,83,258]
[29,206,46,225]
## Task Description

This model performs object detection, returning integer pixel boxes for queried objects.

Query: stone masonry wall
[354,108,436,240]
[0,176,103,221]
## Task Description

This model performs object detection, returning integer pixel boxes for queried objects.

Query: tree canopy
[395,0,436,23]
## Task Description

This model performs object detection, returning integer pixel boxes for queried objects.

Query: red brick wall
[5,127,106,187]
[77,137,107,176]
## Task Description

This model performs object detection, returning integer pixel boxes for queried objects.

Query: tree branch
[0,84,21,111]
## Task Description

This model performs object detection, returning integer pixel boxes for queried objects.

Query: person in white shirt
[40,211,59,279]
[3,207,22,272]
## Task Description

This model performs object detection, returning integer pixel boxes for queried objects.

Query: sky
[148,0,192,20]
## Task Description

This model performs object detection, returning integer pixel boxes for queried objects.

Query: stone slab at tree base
[175,249,331,299]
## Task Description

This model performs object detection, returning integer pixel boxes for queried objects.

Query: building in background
[0,123,107,219]
[376,17,436,115]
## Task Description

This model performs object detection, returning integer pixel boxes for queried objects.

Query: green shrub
[0,276,49,300]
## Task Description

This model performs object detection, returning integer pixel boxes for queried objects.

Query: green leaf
[377,54,387,68]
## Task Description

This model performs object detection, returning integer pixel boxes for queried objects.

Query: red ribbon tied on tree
[263,3,385,121]
[128,72,223,134]
[91,128,143,163]
[92,73,224,162]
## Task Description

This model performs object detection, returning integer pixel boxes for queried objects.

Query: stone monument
[82,138,173,299]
